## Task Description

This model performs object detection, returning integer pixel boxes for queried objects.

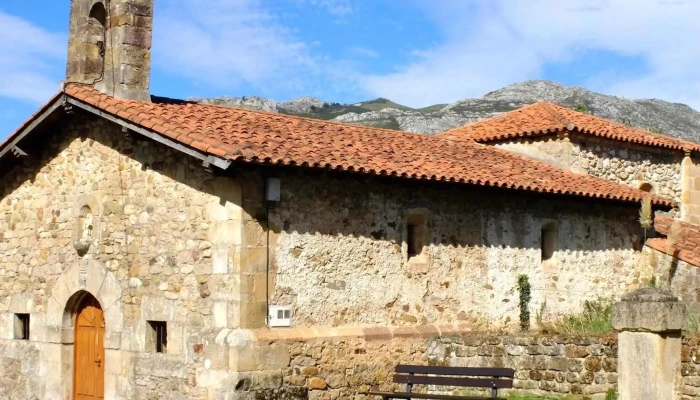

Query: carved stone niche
[72,195,102,256]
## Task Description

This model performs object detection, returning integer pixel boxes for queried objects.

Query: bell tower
[65,0,153,102]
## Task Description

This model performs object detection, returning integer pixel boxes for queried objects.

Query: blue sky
[1,0,700,140]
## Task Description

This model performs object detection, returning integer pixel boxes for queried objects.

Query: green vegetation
[359,97,413,112]
[537,298,614,335]
[518,275,532,332]
[574,103,587,113]
[685,309,700,335]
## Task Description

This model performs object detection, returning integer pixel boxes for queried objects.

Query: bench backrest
[393,365,515,390]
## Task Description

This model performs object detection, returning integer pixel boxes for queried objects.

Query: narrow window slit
[147,321,167,353]
[15,313,30,340]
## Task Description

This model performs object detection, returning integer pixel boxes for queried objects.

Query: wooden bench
[368,365,515,400]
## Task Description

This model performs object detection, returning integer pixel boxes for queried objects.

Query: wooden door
[74,295,105,400]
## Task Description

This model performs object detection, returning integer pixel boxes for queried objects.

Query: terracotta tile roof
[646,216,700,267]
[440,101,700,153]
[2,85,676,208]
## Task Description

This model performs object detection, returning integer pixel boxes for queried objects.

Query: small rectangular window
[541,223,557,262]
[147,321,167,353]
[407,224,419,257]
[14,314,30,340]
[406,213,427,261]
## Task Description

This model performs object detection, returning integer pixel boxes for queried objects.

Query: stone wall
[493,132,684,203]
[268,169,648,329]
[0,114,256,399]
[642,247,700,311]
[571,135,683,202]
[680,336,700,399]
[202,326,617,400]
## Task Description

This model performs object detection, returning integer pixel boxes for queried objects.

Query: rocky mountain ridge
[189,80,700,143]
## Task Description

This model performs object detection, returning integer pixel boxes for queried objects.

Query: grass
[507,388,616,400]
[537,298,614,335]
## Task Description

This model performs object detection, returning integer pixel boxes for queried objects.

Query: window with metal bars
[14,314,30,340]
[147,321,167,353]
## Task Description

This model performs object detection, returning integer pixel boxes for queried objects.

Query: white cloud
[0,11,65,103]
[362,0,700,109]
[153,0,360,97]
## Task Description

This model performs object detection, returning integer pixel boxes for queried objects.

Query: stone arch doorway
[43,261,123,399]
[72,292,105,400]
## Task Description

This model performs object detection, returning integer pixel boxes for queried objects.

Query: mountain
[189,80,700,142]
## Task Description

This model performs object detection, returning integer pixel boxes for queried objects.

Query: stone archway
[42,260,122,399]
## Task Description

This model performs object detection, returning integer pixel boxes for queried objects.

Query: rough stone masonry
[0,106,671,400]
[0,0,694,399]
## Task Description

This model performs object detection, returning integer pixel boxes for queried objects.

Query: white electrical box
[268,305,292,327]
[266,178,281,202]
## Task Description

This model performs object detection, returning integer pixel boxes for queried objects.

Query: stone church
[0,0,696,399]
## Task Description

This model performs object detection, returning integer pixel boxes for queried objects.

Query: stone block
[168,323,184,356]
[240,301,267,329]
[213,302,228,328]
[85,260,107,299]
[225,329,256,348]
[230,343,290,372]
[49,278,71,310]
[97,272,122,311]
[209,221,242,246]
[241,247,268,274]
[63,264,81,298]
[612,288,685,332]
[618,331,681,400]
[0,313,13,340]
[9,292,36,313]
[227,301,241,329]
[140,296,177,320]
[105,349,122,375]
[212,248,230,274]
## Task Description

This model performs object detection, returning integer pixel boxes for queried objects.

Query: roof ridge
[440,100,568,137]
[65,84,419,137]
[537,101,574,130]
[66,85,472,147]
[154,92,422,136]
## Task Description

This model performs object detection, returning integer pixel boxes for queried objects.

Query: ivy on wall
[518,274,531,332]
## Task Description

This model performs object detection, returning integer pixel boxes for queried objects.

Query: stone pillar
[612,287,686,400]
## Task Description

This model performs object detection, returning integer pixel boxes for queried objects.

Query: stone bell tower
[65,0,153,101]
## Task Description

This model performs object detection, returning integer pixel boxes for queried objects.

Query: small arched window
[85,2,107,76]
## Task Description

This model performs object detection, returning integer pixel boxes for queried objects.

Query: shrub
[537,297,614,335]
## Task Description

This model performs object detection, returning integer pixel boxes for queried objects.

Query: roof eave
[63,95,232,171]
[0,93,66,163]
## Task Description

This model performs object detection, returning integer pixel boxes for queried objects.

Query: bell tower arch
[65,0,154,101]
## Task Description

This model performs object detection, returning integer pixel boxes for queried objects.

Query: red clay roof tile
[60,85,674,207]
[1,86,676,209]
[440,101,700,153]
[646,216,700,267]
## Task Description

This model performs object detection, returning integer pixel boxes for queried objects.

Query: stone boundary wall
[203,325,618,400]
[680,336,700,399]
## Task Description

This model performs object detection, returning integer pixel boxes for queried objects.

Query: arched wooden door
[74,295,105,400]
